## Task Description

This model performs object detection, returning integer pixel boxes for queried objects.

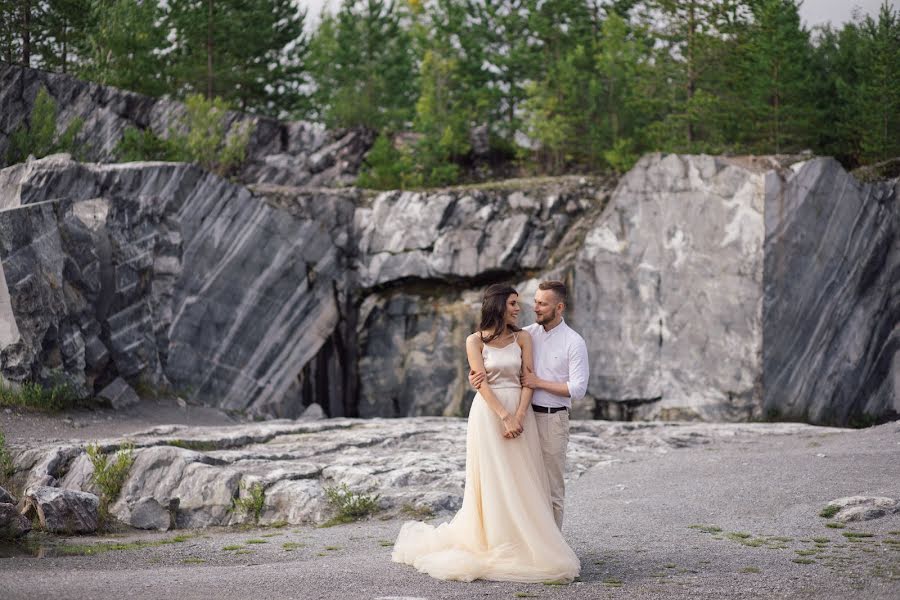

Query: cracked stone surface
[6,419,823,529]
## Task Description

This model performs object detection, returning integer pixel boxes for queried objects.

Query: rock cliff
[0,66,896,426]
[0,62,370,188]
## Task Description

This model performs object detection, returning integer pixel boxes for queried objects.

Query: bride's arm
[466,333,521,437]
[517,331,535,421]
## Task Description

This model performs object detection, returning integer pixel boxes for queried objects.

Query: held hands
[501,413,524,439]
[521,366,540,389]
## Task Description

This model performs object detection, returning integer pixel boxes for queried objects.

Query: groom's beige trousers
[533,409,569,529]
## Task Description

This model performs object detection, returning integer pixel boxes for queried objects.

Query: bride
[391,284,580,583]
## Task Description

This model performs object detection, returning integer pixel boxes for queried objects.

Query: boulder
[0,502,31,538]
[117,497,171,531]
[24,486,99,534]
[97,377,139,410]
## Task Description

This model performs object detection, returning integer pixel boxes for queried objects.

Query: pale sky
[297,0,894,29]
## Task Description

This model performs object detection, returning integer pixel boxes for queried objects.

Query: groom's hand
[469,369,485,389]
[521,367,539,389]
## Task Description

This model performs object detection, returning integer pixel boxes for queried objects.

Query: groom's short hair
[538,280,567,305]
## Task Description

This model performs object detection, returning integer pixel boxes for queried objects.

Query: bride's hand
[501,414,523,438]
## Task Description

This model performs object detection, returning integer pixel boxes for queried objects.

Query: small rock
[3,408,11,414]
[24,486,100,534]
[837,506,887,522]
[827,495,900,523]
[97,377,140,410]
[0,486,16,505]
[300,403,325,421]
[0,502,31,538]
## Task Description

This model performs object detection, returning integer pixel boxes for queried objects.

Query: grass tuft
[842,532,875,539]
[819,505,841,518]
[740,566,761,573]
[167,439,219,452]
[282,542,304,551]
[825,522,845,529]
[222,545,243,551]
[86,442,135,524]
[245,539,267,544]
[230,482,266,524]
[792,558,815,564]
[320,483,380,527]
[0,379,84,411]
[182,557,205,564]
[688,524,722,534]
[401,503,435,519]
[811,537,830,543]
[379,540,394,547]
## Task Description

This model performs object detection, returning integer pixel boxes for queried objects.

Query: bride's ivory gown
[392,339,581,582]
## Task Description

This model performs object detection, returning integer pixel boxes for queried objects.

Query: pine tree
[76,0,168,96]
[306,0,416,131]
[166,0,309,116]
[737,0,817,153]
[854,1,900,163]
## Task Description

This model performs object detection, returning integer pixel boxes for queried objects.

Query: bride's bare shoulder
[466,332,484,346]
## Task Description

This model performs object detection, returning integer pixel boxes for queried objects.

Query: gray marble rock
[0,63,369,188]
[97,377,140,410]
[574,154,767,421]
[762,159,900,425]
[354,178,604,289]
[572,154,898,426]
[23,486,99,533]
[0,502,31,538]
[0,157,351,418]
[6,419,821,528]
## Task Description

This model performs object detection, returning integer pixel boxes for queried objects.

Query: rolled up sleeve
[565,335,590,401]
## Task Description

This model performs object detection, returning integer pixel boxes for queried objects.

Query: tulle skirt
[392,387,580,583]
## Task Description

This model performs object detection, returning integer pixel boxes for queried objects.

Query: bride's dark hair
[479,284,521,344]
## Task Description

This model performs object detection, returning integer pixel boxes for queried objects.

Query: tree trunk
[22,0,30,67]
[206,0,214,99]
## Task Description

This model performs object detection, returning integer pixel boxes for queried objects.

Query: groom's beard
[536,307,558,325]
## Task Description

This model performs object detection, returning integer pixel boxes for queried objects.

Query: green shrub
[0,379,82,411]
[602,137,639,175]
[5,87,84,165]
[355,133,412,190]
[86,442,135,520]
[115,127,181,162]
[114,94,251,177]
[230,481,266,524]
[321,483,380,527]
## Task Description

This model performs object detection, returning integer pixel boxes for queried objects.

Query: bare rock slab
[24,486,99,534]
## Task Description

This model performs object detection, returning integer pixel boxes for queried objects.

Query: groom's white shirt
[524,318,589,408]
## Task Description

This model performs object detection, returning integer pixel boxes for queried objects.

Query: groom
[471,280,589,529]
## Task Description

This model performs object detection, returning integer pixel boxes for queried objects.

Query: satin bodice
[482,338,522,390]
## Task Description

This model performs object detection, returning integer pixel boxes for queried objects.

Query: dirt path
[1,420,898,599]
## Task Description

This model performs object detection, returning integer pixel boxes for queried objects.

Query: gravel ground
[1,419,898,600]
